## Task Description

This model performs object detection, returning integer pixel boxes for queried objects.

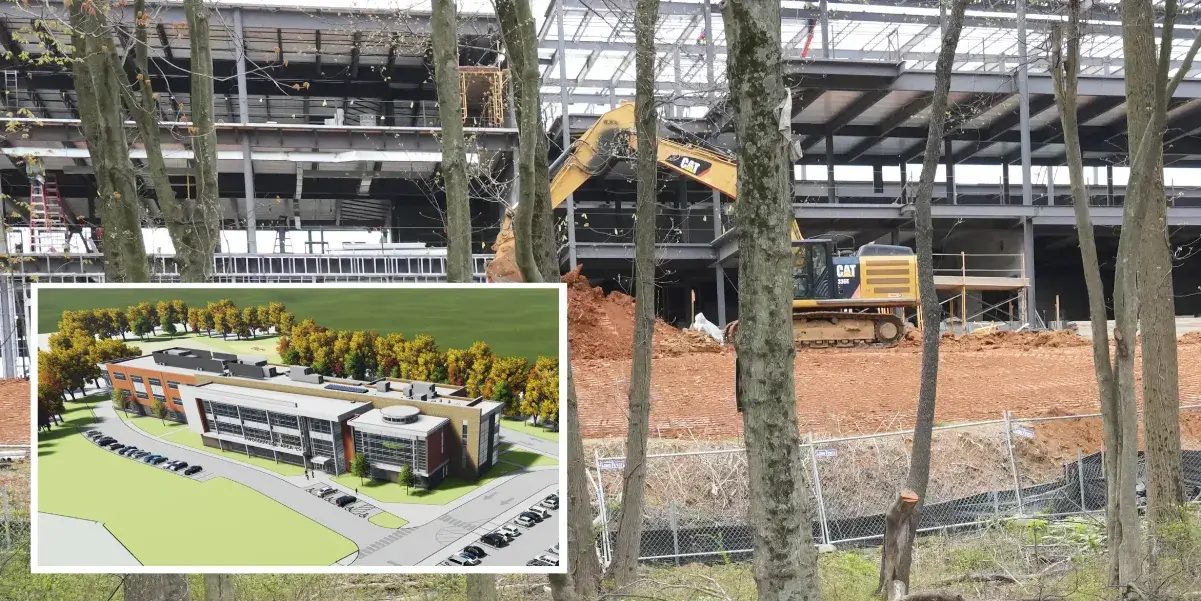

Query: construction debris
[565,266,723,360]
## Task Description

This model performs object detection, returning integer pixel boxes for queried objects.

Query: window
[269,412,299,430]
[244,426,272,446]
[308,419,332,434]
[202,400,213,417]
[173,399,183,406]
[135,391,148,399]
[212,402,240,419]
[167,381,180,389]
[215,421,243,437]
[148,378,162,386]
[130,375,144,384]
[461,420,469,470]
[111,372,127,381]
[153,394,165,402]
[240,407,268,424]
[353,430,423,472]
[206,418,217,431]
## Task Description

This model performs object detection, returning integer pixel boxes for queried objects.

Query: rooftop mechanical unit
[325,383,369,394]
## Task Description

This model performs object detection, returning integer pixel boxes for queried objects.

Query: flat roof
[348,408,449,437]
[184,382,371,422]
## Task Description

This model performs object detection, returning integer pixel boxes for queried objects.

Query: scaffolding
[28,172,68,254]
[932,252,1030,335]
[459,67,509,126]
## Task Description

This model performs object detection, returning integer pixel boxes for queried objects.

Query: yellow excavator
[485,102,920,347]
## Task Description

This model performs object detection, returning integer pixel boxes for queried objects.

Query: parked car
[547,544,559,556]
[334,495,357,507]
[498,525,522,538]
[527,506,551,519]
[184,465,203,476]
[461,545,487,559]
[133,451,150,459]
[108,443,125,451]
[96,438,115,446]
[85,431,103,439]
[534,554,559,566]
[151,456,168,465]
[519,511,544,523]
[140,455,158,463]
[526,558,552,567]
[171,462,189,472]
[540,496,559,510]
[447,553,480,567]
[118,447,136,456]
[514,516,535,528]
[480,533,508,548]
[313,485,335,498]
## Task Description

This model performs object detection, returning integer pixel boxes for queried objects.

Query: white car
[527,506,551,519]
[499,525,522,538]
[547,544,559,556]
[313,485,335,498]
[539,498,558,510]
[514,516,536,528]
[534,554,559,566]
[447,552,481,567]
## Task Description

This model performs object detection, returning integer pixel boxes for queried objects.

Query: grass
[331,461,522,505]
[500,418,560,443]
[38,403,356,566]
[368,511,409,529]
[39,288,559,362]
[116,410,187,437]
[499,450,558,468]
[161,428,305,477]
[122,331,283,363]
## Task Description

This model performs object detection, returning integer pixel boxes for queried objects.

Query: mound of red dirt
[1180,331,1201,345]
[565,266,723,360]
[948,330,1091,351]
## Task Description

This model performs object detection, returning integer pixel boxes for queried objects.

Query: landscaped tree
[222,308,241,339]
[255,305,271,335]
[140,302,159,335]
[277,312,296,335]
[521,356,558,424]
[196,308,213,336]
[351,452,372,485]
[484,356,529,414]
[152,396,168,425]
[446,347,470,387]
[242,306,260,338]
[156,301,176,335]
[412,335,447,382]
[332,331,354,377]
[267,302,287,330]
[397,464,414,495]
[347,330,378,380]
[464,341,495,397]
[112,388,131,414]
[375,333,405,378]
[127,305,154,339]
[89,339,140,367]
[171,301,188,328]
[105,309,129,340]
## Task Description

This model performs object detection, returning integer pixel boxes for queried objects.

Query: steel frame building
[4,0,1201,376]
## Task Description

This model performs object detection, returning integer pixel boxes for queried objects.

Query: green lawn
[500,418,560,443]
[368,512,409,529]
[500,449,558,468]
[38,404,356,566]
[332,461,522,505]
[116,410,187,437]
[161,429,305,477]
[39,288,559,362]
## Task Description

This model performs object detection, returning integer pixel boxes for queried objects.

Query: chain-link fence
[591,405,1201,563]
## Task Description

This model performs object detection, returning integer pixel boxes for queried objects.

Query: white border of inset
[29,282,568,575]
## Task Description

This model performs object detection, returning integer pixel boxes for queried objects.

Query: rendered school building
[102,348,505,488]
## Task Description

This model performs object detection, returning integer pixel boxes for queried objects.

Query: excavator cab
[791,239,837,301]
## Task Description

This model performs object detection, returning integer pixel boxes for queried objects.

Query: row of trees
[278,321,559,421]
[57,300,295,343]
[37,316,142,431]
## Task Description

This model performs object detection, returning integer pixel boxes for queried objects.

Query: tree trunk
[881,0,967,594]
[566,348,602,597]
[124,574,189,601]
[68,2,148,282]
[494,0,544,283]
[610,0,659,585]
[879,491,920,597]
[548,573,577,601]
[724,0,821,598]
[1049,1,1127,572]
[112,0,216,282]
[203,574,235,601]
[433,0,473,283]
[182,0,222,282]
[465,574,497,601]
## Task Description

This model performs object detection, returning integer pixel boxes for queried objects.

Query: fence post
[1077,448,1087,512]
[594,448,612,565]
[2,487,8,551]
[669,502,680,565]
[807,432,832,545]
[1003,411,1024,514]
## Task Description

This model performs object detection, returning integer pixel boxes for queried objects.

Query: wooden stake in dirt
[879,490,921,599]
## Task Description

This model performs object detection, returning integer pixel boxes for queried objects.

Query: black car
[120,447,139,456]
[462,545,487,559]
[335,495,357,507]
[527,559,552,567]
[108,443,125,451]
[184,465,203,476]
[519,511,544,523]
[96,437,115,446]
[480,533,508,548]
[171,462,189,471]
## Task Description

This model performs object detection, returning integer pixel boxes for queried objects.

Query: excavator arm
[485,102,800,282]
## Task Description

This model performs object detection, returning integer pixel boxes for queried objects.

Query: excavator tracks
[791,311,906,349]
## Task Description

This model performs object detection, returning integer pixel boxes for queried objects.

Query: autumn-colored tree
[277,311,296,335]
[464,342,495,397]
[242,306,260,338]
[127,304,154,338]
[104,308,128,340]
[267,302,286,330]
[37,350,69,404]
[196,307,213,335]
[225,308,246,339]
[375,333,406,378]
[171,300,188,328]
[331,331,353,377]
[212,307,229,339]
[522,356,558,423]
[404,334,446,382]
[484,356,529,414]
[346,330,377,380]
[156,300,176,335]
[140,302,159,335]
[255,305,271,334]
[446,347,470,387]
[90,338,140,366]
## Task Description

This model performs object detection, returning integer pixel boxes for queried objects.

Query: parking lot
[304,483,381,520]
[433,488,561,568]
[84,429,211,482]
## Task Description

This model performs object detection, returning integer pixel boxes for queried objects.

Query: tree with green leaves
[152,396,168,425]
[112,388,131,414]
[127,305,154,339]
[156,301,176,335]
[242,306,260,338]
[397,464,414,495]
[351,452,371,485]
[484,356,529,414]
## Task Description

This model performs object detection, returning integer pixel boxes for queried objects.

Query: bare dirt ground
[567,267,1201,443]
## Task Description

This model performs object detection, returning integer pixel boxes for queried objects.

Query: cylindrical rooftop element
[381,405,421,424]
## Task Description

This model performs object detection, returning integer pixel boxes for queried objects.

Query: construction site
[2,0,1201,580]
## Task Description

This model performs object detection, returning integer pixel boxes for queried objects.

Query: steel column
[555,0,577,269]
[1107,164,1115,205]
[1016,0,1034,208]
[234,9,258,253]
[944,138,956,204]
[819,0,831,58]
[826,143,837,204]
[705,0,726,327]
[1023,217,1036,322]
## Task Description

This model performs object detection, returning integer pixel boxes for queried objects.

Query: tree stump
[879,490,921,599]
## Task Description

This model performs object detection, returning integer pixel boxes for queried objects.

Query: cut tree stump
[879,489,921,599]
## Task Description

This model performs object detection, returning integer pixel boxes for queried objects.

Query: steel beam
[843,93,932,162]
[800,89,890,152]
[954,95,1056,162]
[234,9,257,252]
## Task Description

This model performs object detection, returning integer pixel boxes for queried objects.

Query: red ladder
[29,173,67,253]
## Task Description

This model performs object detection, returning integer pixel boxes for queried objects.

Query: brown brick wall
[105,364,196,415]
[0,379,29,445]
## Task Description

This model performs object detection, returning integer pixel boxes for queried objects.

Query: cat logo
[667,155,712,177]
[835,264,857,279]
